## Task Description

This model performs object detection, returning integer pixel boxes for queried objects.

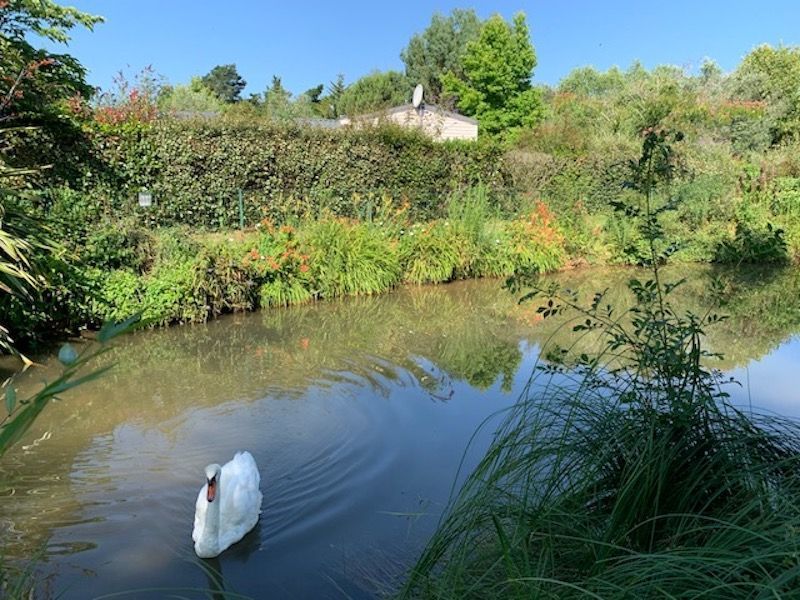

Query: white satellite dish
[412,84,424,109]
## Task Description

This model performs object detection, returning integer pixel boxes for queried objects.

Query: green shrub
[198,243,257,314]
[141,259,208,326]
[61,121,508,228]
[258,279,313,308]
[715,221,789,264]
[82,220,154,272]
[88,268,143,323]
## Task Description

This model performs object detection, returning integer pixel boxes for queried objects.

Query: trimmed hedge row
[56,120,511,228]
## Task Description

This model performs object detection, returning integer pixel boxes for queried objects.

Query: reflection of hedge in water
[510,265,800,370]
[5,270,800,559]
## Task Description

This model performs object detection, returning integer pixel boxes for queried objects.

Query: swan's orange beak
[207,476,217,503]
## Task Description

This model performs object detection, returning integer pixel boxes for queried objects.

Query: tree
[302,84,324,104]
[732,45,800,143]
[559,66,626,97]
[201,64,246,103]
[338,70,410,116]
[158,77,223,114]
[0,0,103,119]
[401,8,482,105]
[442,13,543,135]
[263,75,294,119]
[323,73,346,118]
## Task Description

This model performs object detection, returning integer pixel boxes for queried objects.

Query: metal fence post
[238,189,245,230]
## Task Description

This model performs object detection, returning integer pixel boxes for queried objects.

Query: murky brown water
[1,267,799,598]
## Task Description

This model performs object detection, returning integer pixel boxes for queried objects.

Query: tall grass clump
[402,129,800,599]
[399,221,464,284]
[303,217,401,298]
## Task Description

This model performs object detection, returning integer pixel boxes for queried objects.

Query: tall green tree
[158,77,223,113]
[338,70,410,116]
[201,64,246,103]
[262,75,293,119]
[323,73,347,118]
[401,8,482,105]
[303,84,324,104]
[443,12,543,135]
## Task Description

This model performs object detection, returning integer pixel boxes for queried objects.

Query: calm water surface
[1,266,799,598]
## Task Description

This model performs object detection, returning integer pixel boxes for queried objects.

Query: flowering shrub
[244,222,314,307]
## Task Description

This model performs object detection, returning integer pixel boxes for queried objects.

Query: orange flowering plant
[241,220,314,300]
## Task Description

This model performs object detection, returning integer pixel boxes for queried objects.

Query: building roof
[294,117,341,129]
[343,103,478,126]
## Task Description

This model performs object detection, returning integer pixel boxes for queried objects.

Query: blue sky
[48,1,800,96]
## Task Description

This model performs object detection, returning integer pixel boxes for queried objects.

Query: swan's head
[204,464,222,503]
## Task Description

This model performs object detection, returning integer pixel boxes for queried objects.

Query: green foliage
[158,77,224,114]
[338,70,410,116]
[443,12,544,136]
[715,221,789,264]
[399,221,463,284]
[401,9,483,104]
[259,278,313,308]
[733,44,800,143]
[403,128,800,600]
[321,73,347,119]
[244,223,312,307]
[88,268,142,323]
[201,64,246,103]
[303,218,401,297]
[0,0,102,120]
[70,120,506,228]
[82,220,154,272]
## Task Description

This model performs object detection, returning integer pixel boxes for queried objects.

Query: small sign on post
[138,189,152,208]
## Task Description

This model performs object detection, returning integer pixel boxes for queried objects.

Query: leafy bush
[244,222,313,307]
[715,221,789,264]
[82,220,154,272]
[141,259,208,325]
[88,268,143,323]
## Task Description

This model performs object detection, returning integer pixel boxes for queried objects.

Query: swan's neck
[203,479,221,549]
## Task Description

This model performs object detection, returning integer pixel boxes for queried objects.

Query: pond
[1,265,799,599]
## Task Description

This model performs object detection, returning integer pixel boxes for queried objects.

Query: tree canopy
[201,64,247,103]
[442,12,543,135]
[733,45,800,143]
[338,70,410,116]
[400,9,482,105]
[0,0,103,118]
[158,77,223,114]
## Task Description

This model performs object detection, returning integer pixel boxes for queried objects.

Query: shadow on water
[1,266,799,598]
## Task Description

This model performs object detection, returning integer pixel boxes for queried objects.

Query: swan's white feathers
[192,451,262,557]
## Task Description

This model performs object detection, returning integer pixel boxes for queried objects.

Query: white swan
[192,451,263,558]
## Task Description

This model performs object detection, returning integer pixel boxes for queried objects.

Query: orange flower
[299,264,310,273]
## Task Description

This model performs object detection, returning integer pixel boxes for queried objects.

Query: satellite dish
[412,84,424,109]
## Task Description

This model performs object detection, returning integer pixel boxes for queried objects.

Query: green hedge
[56,120,510,228]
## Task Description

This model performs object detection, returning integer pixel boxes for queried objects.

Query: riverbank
[4,180,800,352]
[4,191,571,349]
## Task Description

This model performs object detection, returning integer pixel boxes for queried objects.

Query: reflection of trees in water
[518,265,800,370]
[3,267,799,566]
